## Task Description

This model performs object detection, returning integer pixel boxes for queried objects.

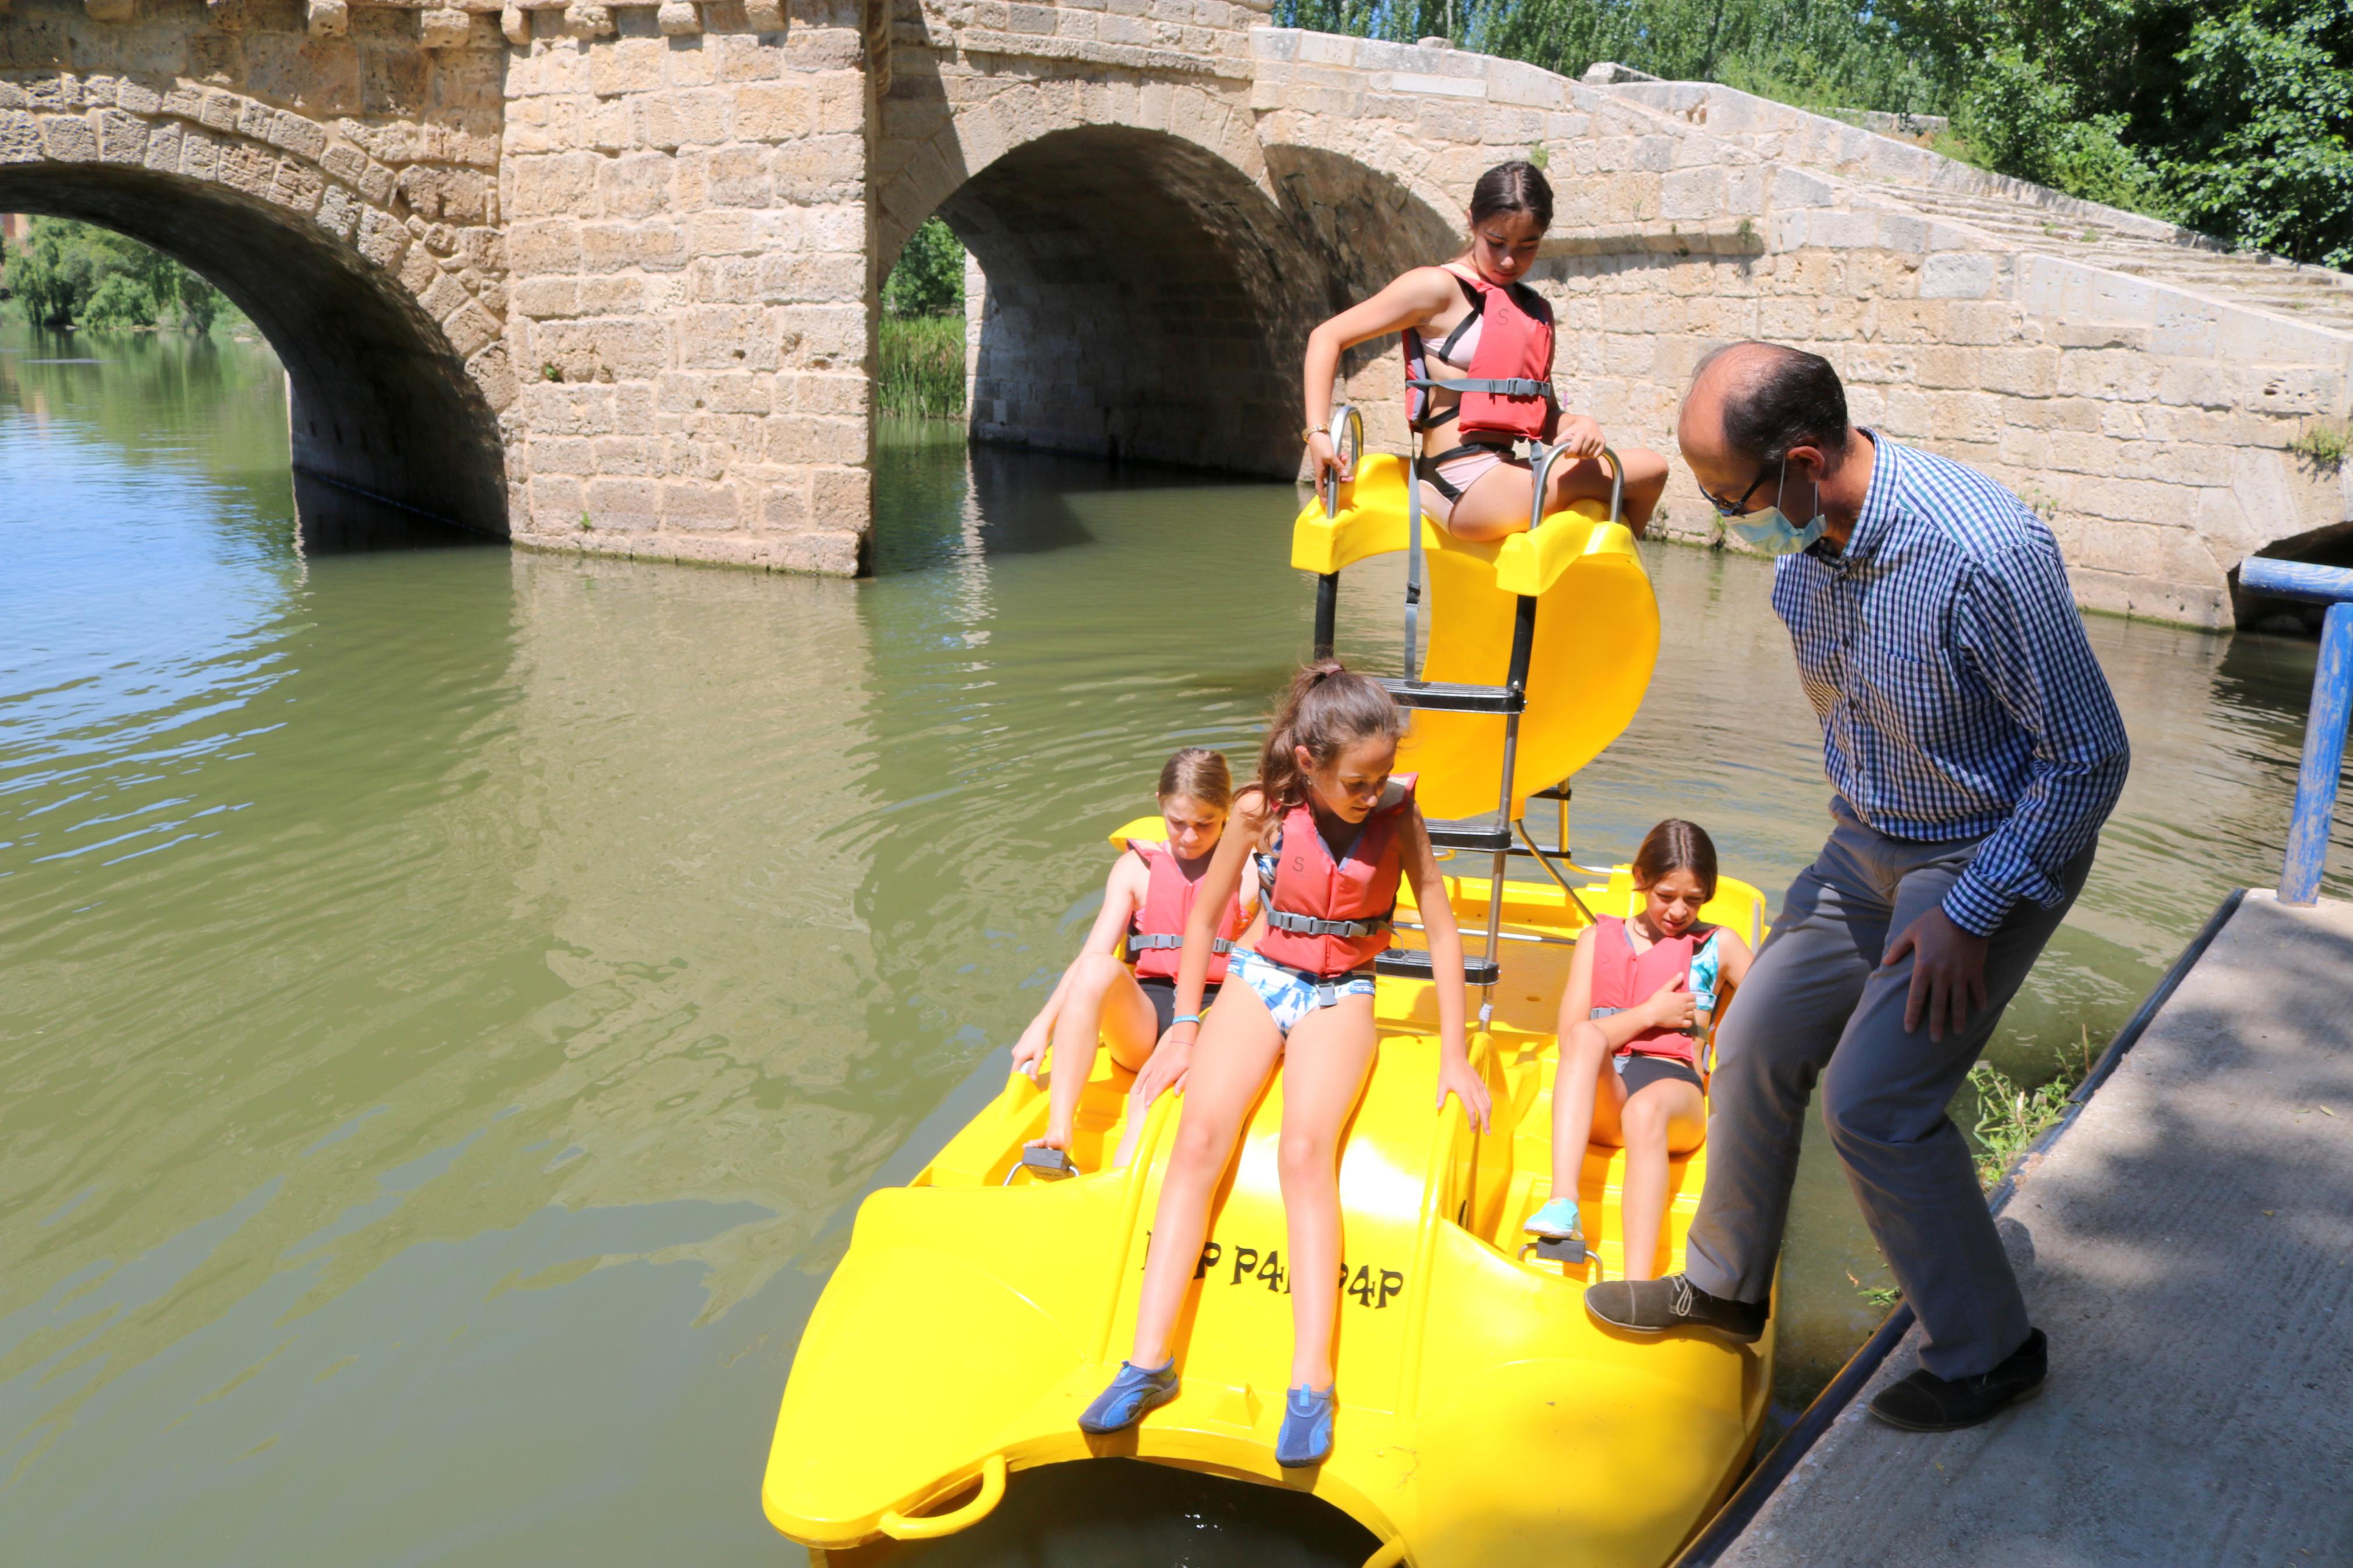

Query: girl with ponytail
[1299,159,1669,541]
[1078,662,1489,1470]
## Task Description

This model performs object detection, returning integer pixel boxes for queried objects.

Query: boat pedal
[1520,1234,1588,1267]
[1007,1146,1080,1183]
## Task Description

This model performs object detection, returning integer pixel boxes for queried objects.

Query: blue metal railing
[2239,557,2353,906]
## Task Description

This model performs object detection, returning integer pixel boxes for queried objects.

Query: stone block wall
[1252,33,2353,628]
[501,0,872,574]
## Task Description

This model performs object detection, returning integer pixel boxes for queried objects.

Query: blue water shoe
[1275,1383,1335,1467]
[1078,1358,1177,1434]
[1524,1197,1582,1239]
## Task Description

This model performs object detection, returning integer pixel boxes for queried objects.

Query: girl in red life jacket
[1525,820,1753,1279]
[1010,748,1254,1168]
[1078,663,1491,1470]
[1299,160,1670,543]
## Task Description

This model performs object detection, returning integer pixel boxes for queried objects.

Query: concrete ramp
[1710,890,2353,1567]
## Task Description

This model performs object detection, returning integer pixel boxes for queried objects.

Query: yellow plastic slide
[1289,452,1660,823]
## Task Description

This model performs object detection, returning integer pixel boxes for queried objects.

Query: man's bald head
[1680,341,1850,468]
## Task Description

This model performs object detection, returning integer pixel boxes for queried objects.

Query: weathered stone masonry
[6,0,2352,624]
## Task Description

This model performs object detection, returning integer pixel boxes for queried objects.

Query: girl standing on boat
[1298,160,1670,542]
[1526,820,1752,1278]
[1012,748,1251,1169]
[1079,664,1489,1468]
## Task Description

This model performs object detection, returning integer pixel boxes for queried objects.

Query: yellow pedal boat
[760,426,1776,1566]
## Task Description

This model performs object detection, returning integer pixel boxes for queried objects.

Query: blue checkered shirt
[1772,433,2130,937]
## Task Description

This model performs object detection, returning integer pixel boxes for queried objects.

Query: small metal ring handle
[1320,404,1365,519]
[879,1455,1008,1541]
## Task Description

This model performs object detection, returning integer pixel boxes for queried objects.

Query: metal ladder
[1309,403,1625,1028]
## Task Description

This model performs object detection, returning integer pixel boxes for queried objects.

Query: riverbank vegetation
[879,218,967,420]
[1276,0,2353,269]
[1,218,236,332]
[1967,1026,2102,1190]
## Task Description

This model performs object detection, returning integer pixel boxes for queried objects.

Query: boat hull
[762,869,1776,1567]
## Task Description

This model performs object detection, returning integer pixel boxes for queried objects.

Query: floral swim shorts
[1229,949,1378,1039]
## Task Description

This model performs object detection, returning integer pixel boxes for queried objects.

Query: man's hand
[1883,908,1990,1042]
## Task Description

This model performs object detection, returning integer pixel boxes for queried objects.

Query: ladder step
[1427,822,1514,852]
[1376,949,1504,987]
[1379,678,1523,714]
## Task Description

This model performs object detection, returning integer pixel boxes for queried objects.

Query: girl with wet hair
[1076,662,1488,1469]
[1525,819,1753,1278]
[1012,747,1254,1170]
[1298,159,1670,541]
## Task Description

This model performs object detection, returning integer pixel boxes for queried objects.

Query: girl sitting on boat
[1298,159,1670,542]
[1527,819,1752,1279]
[1011,748,1251,1170]
[1078,663,1490,1469]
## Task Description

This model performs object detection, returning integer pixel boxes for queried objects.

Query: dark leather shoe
[1585,1274,1768,1343]
[1869,1328,2047,1432]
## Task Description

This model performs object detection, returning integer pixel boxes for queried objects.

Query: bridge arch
[0,79,510,533]
[875,75,1460,477]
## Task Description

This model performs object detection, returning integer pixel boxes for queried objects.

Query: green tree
[2,216,231,330]
[80,272,159,329]
[1946,47,2162,211]
[2163,2,2353,266]
[883,218,966,319]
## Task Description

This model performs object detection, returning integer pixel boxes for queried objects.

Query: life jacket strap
[1407,376,1557,403]
[1265,909,1392,940]
[1588,1005,1626,1019]
[1128,934,1235,954]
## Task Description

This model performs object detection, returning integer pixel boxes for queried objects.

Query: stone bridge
[7,0,2353,625]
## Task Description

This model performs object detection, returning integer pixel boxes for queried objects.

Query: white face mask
[1727,458,1827,556]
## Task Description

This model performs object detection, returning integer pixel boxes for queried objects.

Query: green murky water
[3,325,2345,1563]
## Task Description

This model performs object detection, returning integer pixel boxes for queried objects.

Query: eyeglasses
[1699,462,1777,518]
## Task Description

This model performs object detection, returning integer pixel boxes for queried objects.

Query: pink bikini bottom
[1417,443,1518,524]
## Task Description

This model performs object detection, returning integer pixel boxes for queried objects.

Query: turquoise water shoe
[1078,1358,1177,1434]
[1275,1383,1335,1467]
[1524,1197,1582,1239]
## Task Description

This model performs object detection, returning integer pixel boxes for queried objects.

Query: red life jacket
[1401,266,1559,447]
[1255,776,1418,978]
[1587,913,1717,1065]
[1123,839,1243,985]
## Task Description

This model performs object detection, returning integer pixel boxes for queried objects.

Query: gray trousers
[1684,799,2095,1380]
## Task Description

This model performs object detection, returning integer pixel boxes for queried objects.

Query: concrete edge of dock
[1672,885,2353,1567]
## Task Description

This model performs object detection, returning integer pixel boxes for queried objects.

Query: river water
[3,325,2345,1564]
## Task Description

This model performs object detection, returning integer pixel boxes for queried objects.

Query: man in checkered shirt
[1587,342,2130,1434]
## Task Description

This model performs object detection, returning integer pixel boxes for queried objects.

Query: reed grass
[878,314,965,421]
[1967,1025,2102,1190]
